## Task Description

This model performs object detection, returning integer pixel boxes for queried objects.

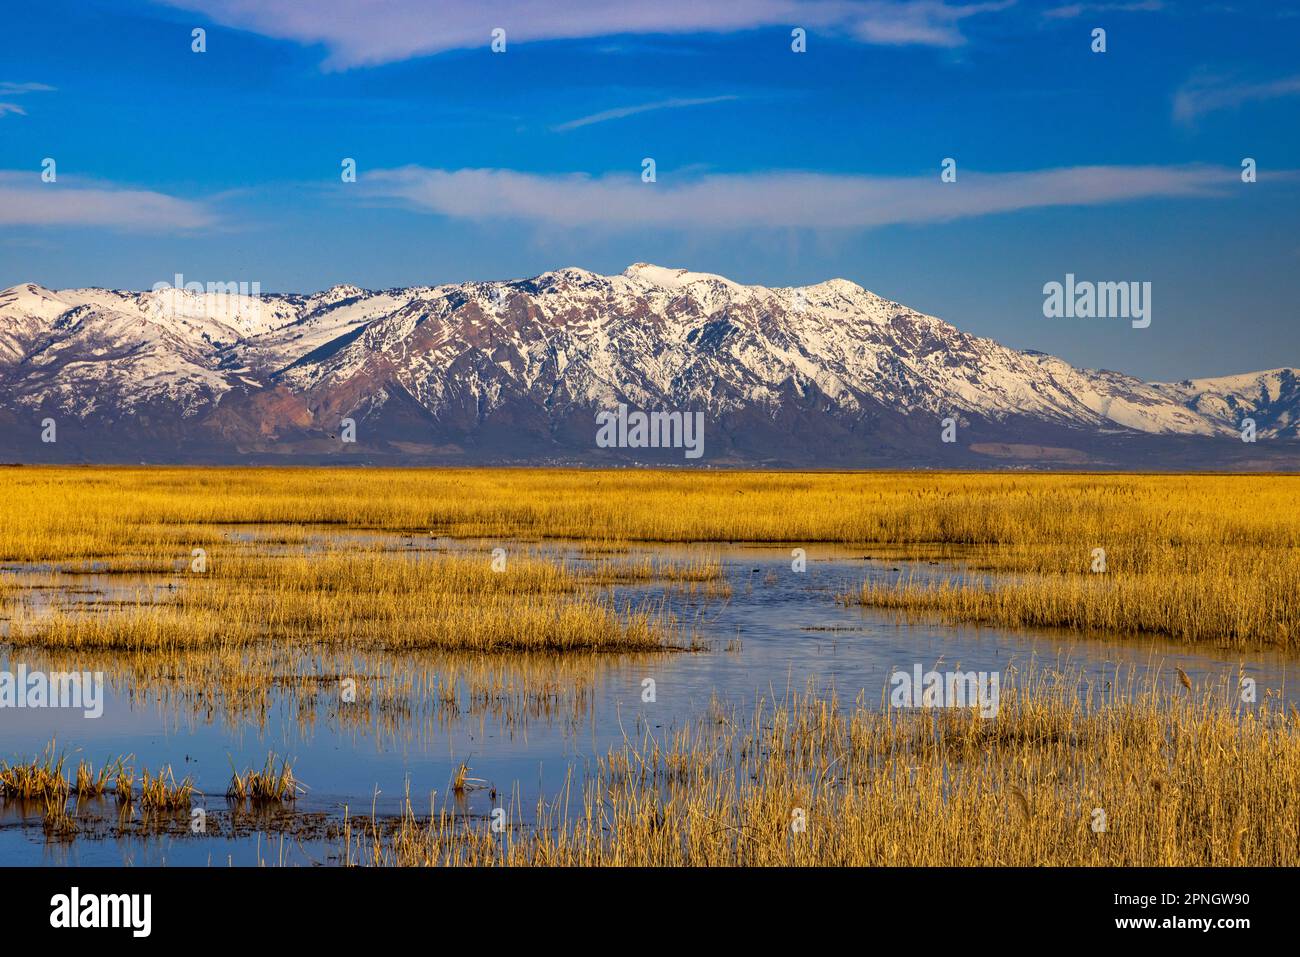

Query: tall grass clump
[227,754,302,804]
[358,668,1300,866]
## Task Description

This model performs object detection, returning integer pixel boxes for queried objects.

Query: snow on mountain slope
[1152,369,1299,436]
[0,284,297,418]
[236,288,423,375]
[0,284,69,363]
[0,268,1295,459]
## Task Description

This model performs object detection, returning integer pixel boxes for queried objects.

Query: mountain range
[1,264,1296,468]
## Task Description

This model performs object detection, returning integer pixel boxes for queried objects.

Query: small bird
[1176,666,1192,692]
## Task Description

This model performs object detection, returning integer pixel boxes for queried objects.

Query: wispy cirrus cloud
[0,172,216,230]
[850,0,1012,45]
[0,82,57,94]
[360,164,1233,230]
[160,0,1014,69]
[1174,72,1300,123]
[1043,1,1162,19]
[553,95,740,132]
[0,81,55,119]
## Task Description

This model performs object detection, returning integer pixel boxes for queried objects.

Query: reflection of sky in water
[1,539,1294,865]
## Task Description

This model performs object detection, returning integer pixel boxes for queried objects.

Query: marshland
[1,467,1297,865]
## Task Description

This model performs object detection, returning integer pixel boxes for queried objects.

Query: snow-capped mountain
[0,267,1295,467]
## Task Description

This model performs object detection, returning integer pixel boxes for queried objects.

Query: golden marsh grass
[0,467,1295,551]
[6,549,691,654]
[851,561,1296,649]
[138,767,195,812]
[227,754,302,804]
[3,467,1298,867]
[3,467,1294,648]
[359,668,1300,866]
[0,742,71,802]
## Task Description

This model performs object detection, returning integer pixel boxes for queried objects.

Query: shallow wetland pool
[1,527,1292,865]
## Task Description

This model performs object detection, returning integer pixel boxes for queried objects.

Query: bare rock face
[0,267,1295,467]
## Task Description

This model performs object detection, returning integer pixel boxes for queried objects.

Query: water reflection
[1,532,1293,865]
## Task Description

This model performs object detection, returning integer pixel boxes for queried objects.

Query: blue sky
[1,0,1298,379]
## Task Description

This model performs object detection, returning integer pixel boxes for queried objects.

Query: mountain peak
[0,282,74,322]
[1,281,58,300]
[312,284,367,303]
[813,277,867,295]
[0,268,1295,464]
[536,266,602,283]
[622,263,745,292]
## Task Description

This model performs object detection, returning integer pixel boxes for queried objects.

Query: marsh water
[1,533,1294,866]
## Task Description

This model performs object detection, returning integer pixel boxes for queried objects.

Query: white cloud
[553,95,740,131]
[0,172,216,230]
[0,82,57,94]
[1043,1,1162,19]
[850,0,1013,46]
[0,81,54,118]
[361,164,1232,230]
[1174,73,1300,123]
[161,0,1013,68]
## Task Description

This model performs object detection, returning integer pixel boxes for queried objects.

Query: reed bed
[2,468,1297,647]
[17,643,642,743]
[1,467,1295,553]
[852,556,1296,648]
[2,746,134,816]
[6,549,689,654]
[1,468,1294,864]
[583,555,731,596]
[0,743,71,802]
[359,668,1300,866]
[2,750,190,811]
